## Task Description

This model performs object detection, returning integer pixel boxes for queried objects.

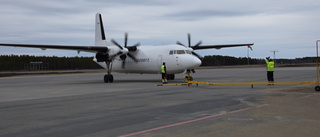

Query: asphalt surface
[0,67,318,137]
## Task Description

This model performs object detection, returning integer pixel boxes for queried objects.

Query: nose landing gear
[184,69,195,82]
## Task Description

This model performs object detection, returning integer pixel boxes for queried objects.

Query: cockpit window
[170,50,192,55]
[177,50,185,54]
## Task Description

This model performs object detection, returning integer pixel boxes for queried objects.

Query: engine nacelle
[95,52,109,62]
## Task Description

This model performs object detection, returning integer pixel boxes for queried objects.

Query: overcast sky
[0,0,319,59]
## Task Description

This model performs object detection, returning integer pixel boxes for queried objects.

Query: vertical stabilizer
[95,13,106,46]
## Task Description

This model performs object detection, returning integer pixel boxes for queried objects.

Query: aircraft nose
[192,57,202,67]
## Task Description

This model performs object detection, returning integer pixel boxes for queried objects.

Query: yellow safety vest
[265,59,274,71]
[161,65,166,73]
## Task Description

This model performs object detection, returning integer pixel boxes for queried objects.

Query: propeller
[176,33,202,58]
[177,33,202,48]
[111,33,140,68]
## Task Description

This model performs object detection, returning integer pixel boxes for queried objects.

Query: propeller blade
[176,41,185,47]
[132,42,140,47]
[192,52,202,59]
[111,39,123,49]
[112,54,126,69]
[188,33,191,48]
[124,32,128,48]
[111,51,123,58]
[177,33,202,48]
[127,46,137,51]
[122,60,125,69]
[194,41,202,47]
[127,42,140,51]
[120,54,127,60]
[127,53,138,62]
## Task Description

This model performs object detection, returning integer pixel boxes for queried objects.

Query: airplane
[0,13,254,83]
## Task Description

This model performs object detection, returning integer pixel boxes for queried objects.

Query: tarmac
[0,67,319,137]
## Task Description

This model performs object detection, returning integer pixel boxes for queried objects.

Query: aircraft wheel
[109,75,114,82]
[315,86,320,92]
[104,74,114,83]
[185,76,193,81]
[189,76,193,81]
[104,75,109,83]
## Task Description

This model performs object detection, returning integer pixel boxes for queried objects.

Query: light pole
[270,50,279,62]
[247,46,253,65]
[316,40,320,86]
[247,47,250,65]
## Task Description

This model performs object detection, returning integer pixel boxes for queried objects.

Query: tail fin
[95,13,106,46]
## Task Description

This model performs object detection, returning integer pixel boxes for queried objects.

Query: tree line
[200,55,316,66]
[0,55,317,71]
[0,55,102,71]
[200,55,262,66]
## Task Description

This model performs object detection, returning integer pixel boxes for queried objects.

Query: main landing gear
[104,74,114,83]
[104,61,114,83]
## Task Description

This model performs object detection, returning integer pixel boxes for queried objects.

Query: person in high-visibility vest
[161,62,168,84]
[265,57,275,83]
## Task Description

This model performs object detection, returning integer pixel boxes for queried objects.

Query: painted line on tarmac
[119,104,269,137]
[301,93,319,98]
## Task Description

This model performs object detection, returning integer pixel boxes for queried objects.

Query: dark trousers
[267,71,274,82]
[162,73,166,79]
[162,73,167,83]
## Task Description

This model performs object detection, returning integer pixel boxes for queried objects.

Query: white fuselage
[94,45,202,74]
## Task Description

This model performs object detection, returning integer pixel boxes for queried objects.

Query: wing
[0,43,108,53]
[192,43,254,50]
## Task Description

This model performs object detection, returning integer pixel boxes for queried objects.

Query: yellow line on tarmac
[187,81,317,85]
